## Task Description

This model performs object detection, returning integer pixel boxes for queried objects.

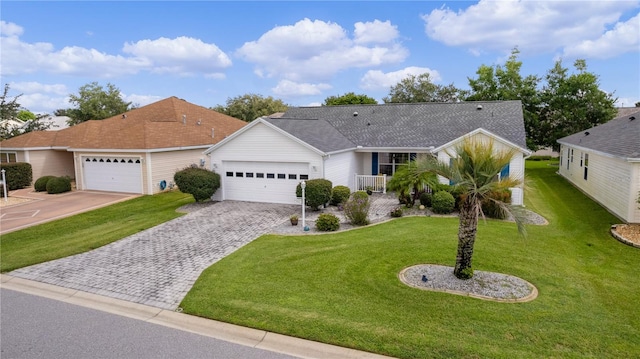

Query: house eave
[354,146,435,153]
[69,145,211,153]
[432,128,532,155]
[557,140,640,163]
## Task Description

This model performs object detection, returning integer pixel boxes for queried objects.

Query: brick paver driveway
[9,201,298,310]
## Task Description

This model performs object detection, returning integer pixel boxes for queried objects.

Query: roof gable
[557,110,640,159]
[278,101,527,152]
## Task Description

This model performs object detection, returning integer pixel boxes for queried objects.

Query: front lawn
[181,161,640,358]
[1,191,194,272]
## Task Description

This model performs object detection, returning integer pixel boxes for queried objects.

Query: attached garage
[83,156,143,194]
[222,161,309,204]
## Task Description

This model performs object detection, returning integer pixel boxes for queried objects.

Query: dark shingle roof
[557,110,640,159]
[266,101,526,153]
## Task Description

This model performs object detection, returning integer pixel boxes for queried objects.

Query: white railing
[355,174,387,193]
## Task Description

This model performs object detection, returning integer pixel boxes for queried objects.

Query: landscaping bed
[611,224,640,247]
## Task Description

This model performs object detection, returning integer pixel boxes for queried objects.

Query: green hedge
[34,175,56,192]
[0,162,32,190]
[432,191,455,214]
[46,176,72,194]
[174,167,221,202]
[330,185,351,206]
[296,179,332,211]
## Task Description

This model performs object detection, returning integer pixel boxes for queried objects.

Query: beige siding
[559,145,638,222]
[209,123,323,177]
[149,149,208,194]
[74,152,146,193]
[27,150,74,181]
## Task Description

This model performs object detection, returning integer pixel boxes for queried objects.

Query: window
[256,173,265,178]
[499,163,510,180]
[0,152,17,163]
[267,173,275,179]
[246,172,254,178]
[300,174,309,180]
[378,152,410,176]
[583,154,589,180]
[235,172,243,177]
[288,174,297,180]
[570,149,574,163]
[226,172,233,177]
[277,173,286,179]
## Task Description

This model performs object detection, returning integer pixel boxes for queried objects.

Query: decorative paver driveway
[9,201,298,310]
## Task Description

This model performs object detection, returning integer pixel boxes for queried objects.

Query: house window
[288,174,297,180]
[235,172,243,177]
[277,173,286,179]
[246,172,254,178]
[570,149,574,163]
[584,154,589,180]
[300,174,309,180]
[378,152,410,176]
[256,173,265,178]
[566,149,570,170]
[0,152,17,163]
[267,173,275,179]
[226,172,233,177]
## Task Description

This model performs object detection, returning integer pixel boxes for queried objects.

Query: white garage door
[223,161,309,204]
[83,157,143,194]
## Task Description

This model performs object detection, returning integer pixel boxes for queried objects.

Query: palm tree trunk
[454,196,478,279]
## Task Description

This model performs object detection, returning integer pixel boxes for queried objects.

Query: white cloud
[615,96,640,108]
[563,13,640,59]
[123,94,163,107]
[353,20,399,44]
[0,22,231,79]
[422,0,639,57]
[360,67,441,90]
[10,82,68,95]
[272,80,332,97]
[18,93,70,115]
[123,36,232,76]
[236,18,408,82]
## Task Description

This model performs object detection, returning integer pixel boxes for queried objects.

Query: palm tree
[411,138,525,279]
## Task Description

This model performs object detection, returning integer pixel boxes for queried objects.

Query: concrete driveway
[0,190,136,234]
[9,201,299,310]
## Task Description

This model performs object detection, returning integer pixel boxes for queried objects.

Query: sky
[1,1,639,115]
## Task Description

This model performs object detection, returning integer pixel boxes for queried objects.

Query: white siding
[209,123,323,201]
[150,149,207,194]
[324,151,357,189]
[559,145,639,223]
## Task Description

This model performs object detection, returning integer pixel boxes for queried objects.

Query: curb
[1,274,395,359]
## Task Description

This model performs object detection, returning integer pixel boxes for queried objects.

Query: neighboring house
[204,101,531,205]
[557,110,640,223]
[0,97,246,194]
[39,115,71,131]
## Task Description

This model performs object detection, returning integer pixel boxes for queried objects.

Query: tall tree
[410,139,525,279]
[17,110,36,122]
[323,92,377,105]
[466,48,541,150]
[65,82,132,125]
[0,84,51,140]
[383,73,466,103]
[212,94,289,122]
[0,84,21,123]
[538,59,617,150]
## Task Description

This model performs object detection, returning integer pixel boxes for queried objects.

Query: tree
[17,110,36,122]
[635,101,640,107]
[65,82,132,125]
[410,139,525,279]
[212,94,289,122]
[323,92,377,105]
[0,84,50,140]
[387,160,438,207]
[0,84,21,124]
[383,73,466,103]
[466,48,541,150]
[538,59,617,150]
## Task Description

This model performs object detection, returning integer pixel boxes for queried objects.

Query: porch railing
[355,174,387,193]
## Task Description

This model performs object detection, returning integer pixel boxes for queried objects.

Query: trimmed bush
[481,190,512,219]
[46,176,72,194]
[331,185,351,206]
[0,162,32,190]
[296,179,332,211]
[419,192,433,207]
[174,167,221,202]
[315,213,340,232]
[390,207,403,218]
[344,191,370,225]
[432,190,455,214]
[34,175,56,192]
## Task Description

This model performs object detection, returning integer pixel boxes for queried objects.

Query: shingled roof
[0,97,246,150]
[265,101,527,153]
[557,110,640,160]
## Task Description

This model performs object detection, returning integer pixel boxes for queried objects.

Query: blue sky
[2,1,639,114]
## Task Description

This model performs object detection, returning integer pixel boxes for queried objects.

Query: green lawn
[1,191,193,272]
[181,161,640,358]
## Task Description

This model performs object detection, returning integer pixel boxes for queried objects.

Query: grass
[181,161,640,358]
[1,191,193,272]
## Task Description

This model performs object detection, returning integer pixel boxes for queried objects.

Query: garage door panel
[83,157,142,194]
[223,161,308,204]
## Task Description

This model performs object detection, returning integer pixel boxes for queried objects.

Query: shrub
[174,167,221,202]
[331,185,351,206]
[390,207,403,218]
[344,191,370,225]
[296,179,332,211]
[315,213,340,231]
[0,183,4,198]
[0,162,32,190]
[432,190,455,214]
[46,176,72,194]
[481,190,512,219]
[34,175,56,192]
[419,192,433,207]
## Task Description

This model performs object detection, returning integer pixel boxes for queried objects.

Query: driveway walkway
[9,194,399,310]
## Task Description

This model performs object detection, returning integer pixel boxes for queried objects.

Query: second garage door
[83,157,143,194]
[223,161,309,204]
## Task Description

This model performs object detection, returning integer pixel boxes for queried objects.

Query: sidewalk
[1,274,395,359]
